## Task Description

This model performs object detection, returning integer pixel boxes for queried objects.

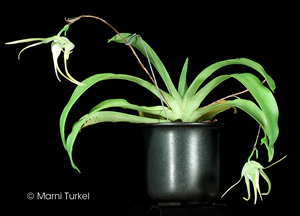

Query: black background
[3,2,298,215]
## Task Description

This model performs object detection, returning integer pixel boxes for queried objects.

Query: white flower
[5,25,83,86]
[221,156,286,204]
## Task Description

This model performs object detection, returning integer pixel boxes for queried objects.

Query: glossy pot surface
[141,123,223,205]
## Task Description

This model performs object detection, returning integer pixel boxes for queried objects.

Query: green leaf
[231,73,278,152]
[190,98,273,157]
[66,111,168,172]
[260,133,273,161]
[199,100,237,121]
[60,73,180,150]
[190,99,266,126]
[108,33,182,102]
[83,98,179,128]
[178,58,189,98]
[138,111,165,119]
[182,58,276,109]
[187,73,278,161]
[64,98,179,172]
[184,75,231,119]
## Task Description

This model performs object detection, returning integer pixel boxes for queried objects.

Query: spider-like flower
[5,25,83,86]
[221,156,286,204]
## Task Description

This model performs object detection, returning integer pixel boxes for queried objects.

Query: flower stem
[247,125,261,162]
[64,15,172,110]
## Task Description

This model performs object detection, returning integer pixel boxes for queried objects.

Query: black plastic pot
[140,122,223,205]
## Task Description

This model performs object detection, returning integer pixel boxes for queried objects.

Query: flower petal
[17,41,45,60]
[255,170,263,202]
[63,51,84,86]
[51,36,83,86]
[51,42,62,82]
[259,169,271,195]
[243,174,252,202]
[51,42,78,84]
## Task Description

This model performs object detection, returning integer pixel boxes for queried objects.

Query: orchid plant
[6,15,283,204]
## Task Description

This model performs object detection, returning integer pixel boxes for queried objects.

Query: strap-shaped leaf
[66,111,168,172]
[84,98,179,127]
[178,58,189,97]
[60,73,180,149]
[198,100,237,121]
[185,75,231,118]
[187,73,278,161]
[66,98,178,172]
[182,58,276,109]
[189,99,275,159]
[190,99,266,127]
[138,111,165,119]
[108,33,182,102]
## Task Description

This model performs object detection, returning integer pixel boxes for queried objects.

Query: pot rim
[139,122,225,127]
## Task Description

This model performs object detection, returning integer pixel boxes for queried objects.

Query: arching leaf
[182,58,276,109]
[59,73,178,150]
[108,33,182,101]
[66,111,168,172]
